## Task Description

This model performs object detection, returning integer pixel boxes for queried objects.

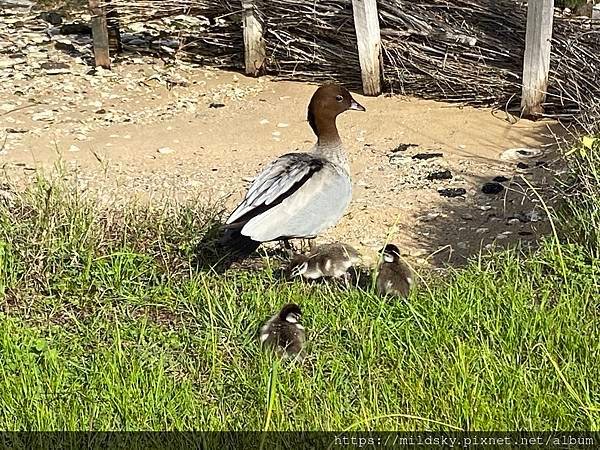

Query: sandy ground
[1,63,563,267]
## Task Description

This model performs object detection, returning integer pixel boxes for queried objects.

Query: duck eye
[335,95,344,102]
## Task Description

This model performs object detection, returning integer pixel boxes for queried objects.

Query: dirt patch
[1,63,563,267]
[1,9,564,269]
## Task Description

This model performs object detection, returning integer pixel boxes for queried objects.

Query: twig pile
[108,0,600,121]
[107,0,243,66]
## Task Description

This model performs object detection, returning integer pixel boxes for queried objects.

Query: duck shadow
[192,222,377,289]
[191,218,301,274]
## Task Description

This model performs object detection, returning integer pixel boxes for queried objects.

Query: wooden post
[352,0,382,96]
[521,0,554,117]
[241,0,266,76]
[88,0,111,69]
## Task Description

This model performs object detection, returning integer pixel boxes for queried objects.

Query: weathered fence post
[521,0,554,117]
[241,0,266,76]
[352,0,382,96]
[88,0,111,69]
[593,4,600,21]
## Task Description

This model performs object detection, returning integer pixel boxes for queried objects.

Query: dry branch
[107,0,600,122]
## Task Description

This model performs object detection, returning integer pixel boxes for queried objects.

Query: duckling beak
[349,98,366,112]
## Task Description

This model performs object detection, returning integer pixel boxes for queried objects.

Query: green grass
[0,138,599,431]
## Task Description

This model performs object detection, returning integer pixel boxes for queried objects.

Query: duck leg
[341,271,353,289]
[279,239,297,257]
[305,237,317,252]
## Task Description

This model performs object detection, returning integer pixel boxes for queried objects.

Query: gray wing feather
[226,153,322,225]
[242,163,351,241]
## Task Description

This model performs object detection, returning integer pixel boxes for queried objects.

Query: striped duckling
[375,244,414,298]
[259,303,305,360]
[289,242,360,281]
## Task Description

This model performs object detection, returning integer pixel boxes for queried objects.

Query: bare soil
[1,62,563,267]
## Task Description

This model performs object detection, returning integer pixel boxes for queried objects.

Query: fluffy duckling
[289,243,360,280]
[376,244,414,298]
[259,303,305,360]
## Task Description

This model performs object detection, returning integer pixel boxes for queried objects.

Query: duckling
[289,243,360,280]
[376,244,414,298]
[259,303,305,360]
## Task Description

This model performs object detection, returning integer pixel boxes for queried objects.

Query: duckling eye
[335,95,344,102]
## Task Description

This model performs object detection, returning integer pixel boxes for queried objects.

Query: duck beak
[349,98,366,112]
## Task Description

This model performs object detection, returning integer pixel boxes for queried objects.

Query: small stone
[157,147,175,154]
[68,145,80,152]
[272,131,281,137]
[482,182,505,195]
[496,231,513,240]
[46,68,71,75]
[419,212,440,222]
[426,170,452,181]
[390,143,418,153]
[388,154,412,165]
[458,144,466,149]
[478,205,492,211]
[259,119,269,125]
[456,242,468,250]
[32,110,55,121]
[41,61,70,70]
[476,227,489,234]
[28,33,49,44]
[209,103,225,108]
[413,152,444,160]
[438,187,466,198]
[277,122,289,128]
[60,23,92,36]
[500,147,542,161]
[521,210,542,222]
[507,218,521,225]
[461,214,474,220]
[54,40,75,52]
[39,11,64,25]
[0,58,25,69]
